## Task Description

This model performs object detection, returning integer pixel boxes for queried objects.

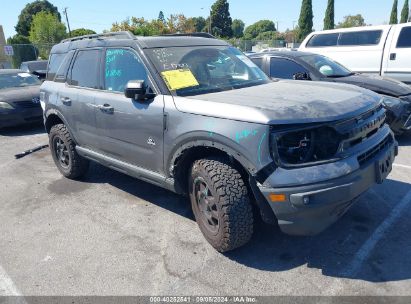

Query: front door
[94,48,164,174]
[384,25,411,84]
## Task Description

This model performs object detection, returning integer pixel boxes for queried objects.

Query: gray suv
[41,32,398,252]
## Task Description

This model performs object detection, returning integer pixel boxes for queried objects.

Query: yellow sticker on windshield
[161,69,199,91]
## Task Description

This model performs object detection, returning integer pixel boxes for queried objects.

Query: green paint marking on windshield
[105,69,122,78]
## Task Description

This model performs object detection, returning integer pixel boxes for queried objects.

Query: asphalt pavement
[0,124,411,296]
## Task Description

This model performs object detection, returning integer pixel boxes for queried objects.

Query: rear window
[339,30,382,46]
[69,49,101,89]
[47,53,65,81]
[306,33,338,47]
[397,26,411,48]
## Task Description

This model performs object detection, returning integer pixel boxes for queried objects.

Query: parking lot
[0,124,411,296]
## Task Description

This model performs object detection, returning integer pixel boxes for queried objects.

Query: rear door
[93,47,164,173]
[383,24,411,84]
[63,49,101,148]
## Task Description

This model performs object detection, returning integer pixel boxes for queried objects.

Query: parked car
[299,23,411,84]
[0,69,42,129]
[20,60,48,80]
[249,51,411,135]
[41,32,397,252]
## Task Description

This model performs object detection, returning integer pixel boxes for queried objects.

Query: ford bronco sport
[41,32,398,252]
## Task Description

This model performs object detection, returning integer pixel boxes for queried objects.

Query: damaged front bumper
[258,125,398,236]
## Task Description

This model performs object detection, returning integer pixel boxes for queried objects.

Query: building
[0,25,12,69]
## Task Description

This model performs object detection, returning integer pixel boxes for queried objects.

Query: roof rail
[61,31,135,43]
[160,32,216,39]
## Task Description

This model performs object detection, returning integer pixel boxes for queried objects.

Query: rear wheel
[189,157,254,252]
[49,124,89,179]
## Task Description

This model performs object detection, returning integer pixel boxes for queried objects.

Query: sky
[1,0,404,39]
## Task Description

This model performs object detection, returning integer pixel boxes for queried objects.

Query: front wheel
[189,157,254,252]
[49,124,89,179]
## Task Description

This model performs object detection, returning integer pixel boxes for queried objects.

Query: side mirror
[293,72,311,81]
[124,80,156,101]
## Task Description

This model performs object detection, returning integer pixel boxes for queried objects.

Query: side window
[70,49,100,89]
[396,27,411,48]
[250,57,263,69]
[104,48,149,92]
[306,33,339,47]
[47,53,65,81]
[269,58,308,79]
[55,51,74,82]
[339,30,382,46]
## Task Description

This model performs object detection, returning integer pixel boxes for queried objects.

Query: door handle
[390,53,396,60]
[60,97,71,106]
[97,104,114,114]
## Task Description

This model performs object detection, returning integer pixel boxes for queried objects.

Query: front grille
[336,104,386,151]
[357,135,393,166]
[12,100,40,109]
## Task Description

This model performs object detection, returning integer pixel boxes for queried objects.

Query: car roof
[0,69,24,74]
[51,31,229,54]
[248,50,314,59]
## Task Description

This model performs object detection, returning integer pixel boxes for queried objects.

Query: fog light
[269,193,286,202]
[303,197,310,205]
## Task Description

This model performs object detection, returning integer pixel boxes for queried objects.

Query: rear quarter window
[47,53,66,81]
[396,26,411,48]
[306,33,339,47]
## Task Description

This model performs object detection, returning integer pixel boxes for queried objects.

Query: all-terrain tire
[189,157,254,252]
[49,124,89,179]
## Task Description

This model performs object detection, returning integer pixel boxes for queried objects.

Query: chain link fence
[0,43,54,69]
[228,39,289,52]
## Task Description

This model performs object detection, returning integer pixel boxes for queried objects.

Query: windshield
[0,72,41,90]
[146,46,270,96]
[299,54,353,77]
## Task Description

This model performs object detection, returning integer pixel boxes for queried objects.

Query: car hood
[331,74,411,98]
[0,85,41,102]
[177,81,380,124]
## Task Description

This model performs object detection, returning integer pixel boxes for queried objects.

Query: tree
[192,17,207,32]
[158,11,166,24]
[255,31,278,41]
[16,0,61,37]
[336,14,366,28]
[70,28,96,37]
[296,0,313,42]
[29,12,67,58]
[324,0,334,30]
[232,19,245,38]
[244,20,276,40]
[390,0,398,24]
[210,0,233,37]
[401,0,409,23]
[6,34,38,68]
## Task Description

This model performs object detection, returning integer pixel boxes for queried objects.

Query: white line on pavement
[0,264,22,296]
[393,163,411,170]
[341,189,411,277]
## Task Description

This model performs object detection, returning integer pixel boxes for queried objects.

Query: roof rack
[160,32,216,39]
[61,31,135,43]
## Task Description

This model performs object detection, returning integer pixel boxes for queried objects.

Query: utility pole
[63,7,72,37]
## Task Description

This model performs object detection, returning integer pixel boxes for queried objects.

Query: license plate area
[375,148,394,184]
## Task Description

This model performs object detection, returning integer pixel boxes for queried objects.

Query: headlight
[0,101,14,109]
[272,126,342,167]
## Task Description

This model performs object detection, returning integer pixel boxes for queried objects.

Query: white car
[299,23,411,84]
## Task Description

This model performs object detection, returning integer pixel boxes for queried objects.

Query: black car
[249,51,411,134]
[20,60,48,80]
[0,69,43,129]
